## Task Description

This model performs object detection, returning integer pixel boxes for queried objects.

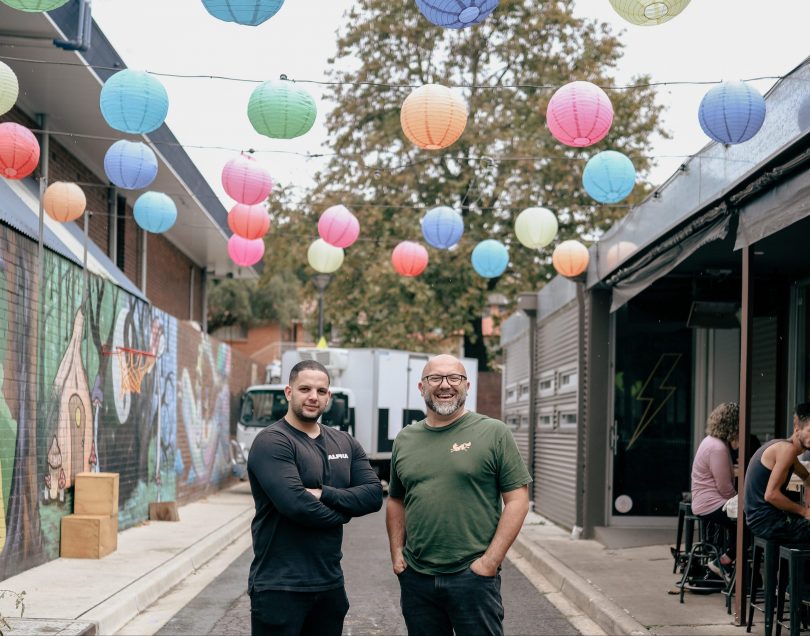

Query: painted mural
[0,223,243,579]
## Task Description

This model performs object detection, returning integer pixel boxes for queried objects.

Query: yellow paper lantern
[552,240,589,278]
[514,207,558,249]
[0,61,18,117]
[43,182,86,223]
[608,0,691,26]
[400,84,467,150]
[307,238,344,274]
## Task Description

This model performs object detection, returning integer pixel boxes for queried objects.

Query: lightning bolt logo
[626,353,682,451]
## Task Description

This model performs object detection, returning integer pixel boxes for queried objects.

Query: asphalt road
[157,507,578,635]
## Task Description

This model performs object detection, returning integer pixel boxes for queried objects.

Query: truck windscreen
[240,390,288,427]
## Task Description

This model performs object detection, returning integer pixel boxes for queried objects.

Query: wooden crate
[74,472,119,517]
[60,514,118,559]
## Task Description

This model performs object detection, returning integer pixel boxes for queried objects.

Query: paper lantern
[552,240,589,278]
[228,203,270,240]
[100,70,169,135]
[583,151,636,204]
[221,153,273,205]
[421,206,464,249]
[104,140,158,190]
[308,239,344,274]
[0,61,19,116]
[401,84,467,150]
[0,0,70,11]
[698,81,766,145]
[0,123,40,179]
[318,205,359,249]
[392,241,429,277]
[604,240,638,272]
[248,80,317,139]
[546,81,613,148]
[471,240,508,278]
[514,207,558,249]
[228,235,265,267]
[608,0,691,26]
[414,0,498,28]
[43,182,85,222]
[201,0,284,25]
[133,192,177,234]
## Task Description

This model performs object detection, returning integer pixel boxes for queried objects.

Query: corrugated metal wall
[534,299,581,529]
[503,334,531,468]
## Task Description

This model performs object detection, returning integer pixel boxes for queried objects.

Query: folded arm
[321,442,383,517]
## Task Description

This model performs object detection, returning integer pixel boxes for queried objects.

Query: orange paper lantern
[400,84,467,150]
[552,240,589,278]
[391,241,429,277]
[43,182,86,222]
[228,203,270,240]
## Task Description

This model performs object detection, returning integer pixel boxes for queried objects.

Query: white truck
[276,347,479,481]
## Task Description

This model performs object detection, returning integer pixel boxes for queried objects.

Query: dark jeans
[753,513,810,544]
[397,566,504,636]
[699,506,737,560]
[250,586,349,636]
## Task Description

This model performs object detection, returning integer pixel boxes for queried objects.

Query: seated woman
[690,402,740,577]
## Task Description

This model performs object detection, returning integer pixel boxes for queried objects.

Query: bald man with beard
[386,354,532,636]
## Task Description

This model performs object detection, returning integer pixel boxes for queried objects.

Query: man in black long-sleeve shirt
[247,360,383,635]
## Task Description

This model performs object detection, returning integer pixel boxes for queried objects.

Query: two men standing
[247,354,530,636]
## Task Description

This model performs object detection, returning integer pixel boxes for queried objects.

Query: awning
[606,204,731,312]
[0,176,146,300]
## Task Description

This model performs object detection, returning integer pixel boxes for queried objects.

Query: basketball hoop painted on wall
[102,346,156,397]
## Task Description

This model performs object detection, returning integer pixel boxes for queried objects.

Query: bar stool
[678,516,725,603]
[775,545,810,636]
[747,535,782,636]
[673,500,697,574]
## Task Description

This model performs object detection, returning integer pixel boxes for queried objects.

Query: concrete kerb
[512,534,651,636]
[78,506,253,635]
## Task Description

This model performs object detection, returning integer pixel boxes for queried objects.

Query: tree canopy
[264,0,667,368]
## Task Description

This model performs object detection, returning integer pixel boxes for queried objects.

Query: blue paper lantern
[421,206,464,249]
[698,81,766,145]
[201,0,284,25]
[583,151,636,204]
[134,192,177,233]
[471,240,508,278]
[104,140,158,190]
[100,70,169,135]
[415,0,498,28]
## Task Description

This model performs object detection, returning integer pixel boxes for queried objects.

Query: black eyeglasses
[422,374,467,387]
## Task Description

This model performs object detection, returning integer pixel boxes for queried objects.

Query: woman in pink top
[690,402,739,577]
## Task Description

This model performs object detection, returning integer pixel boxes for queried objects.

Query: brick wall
[477,371,503,421]
[145,231,205,323]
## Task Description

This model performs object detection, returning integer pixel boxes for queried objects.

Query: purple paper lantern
[547,81,614,148]
[698,81,766,145]
[414,0,499,28]
[421,206,464,249]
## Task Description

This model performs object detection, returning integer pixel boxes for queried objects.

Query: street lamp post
[311,273,333,342]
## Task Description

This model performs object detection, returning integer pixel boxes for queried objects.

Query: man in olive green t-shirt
[386,354,531,636]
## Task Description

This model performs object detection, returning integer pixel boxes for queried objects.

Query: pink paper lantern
[228,203,270,240]
[546,81,613,148]
[0,122,40,179]
[318,205,360,248]
[221,153,273,205]
[391,241,429,277]
[228,234,265,267]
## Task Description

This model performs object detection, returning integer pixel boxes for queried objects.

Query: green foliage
[265,0,666,365]
[206,272,302,334]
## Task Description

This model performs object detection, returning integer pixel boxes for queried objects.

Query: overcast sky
[89,0,810,211]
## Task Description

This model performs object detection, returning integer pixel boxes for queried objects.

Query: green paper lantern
[0,61,18,117]
[0,0,70,11]
[248,80,317,139]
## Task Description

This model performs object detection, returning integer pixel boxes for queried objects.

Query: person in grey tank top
[743,403,810,541]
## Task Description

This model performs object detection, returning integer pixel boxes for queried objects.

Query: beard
[422,389,466,416]
[291,401,324,424]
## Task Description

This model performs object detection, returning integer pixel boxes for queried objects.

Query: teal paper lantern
[248,80,316,139]
[583,151,636,204]
[471,240,508,278]
[0,0,70,11]
[201,0,285,25]
[100,70,169,135]
[698,81,766,145]
[421,206,464,249]
[134,192,177,234]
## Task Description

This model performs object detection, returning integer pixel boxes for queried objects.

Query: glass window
[240,389,288,428]
[538,372,554,397]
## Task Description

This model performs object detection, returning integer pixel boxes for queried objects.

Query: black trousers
[250,586,349,636]
[397,566,504,636]
[699,505,737,559]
